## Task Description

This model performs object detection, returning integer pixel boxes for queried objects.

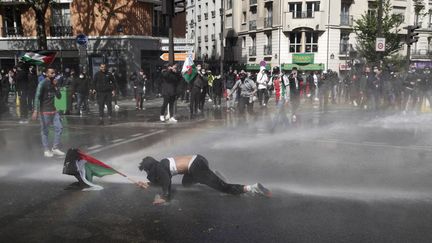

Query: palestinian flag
[63,148,118,191]
[181,51,197,83]
[21,51,56,66]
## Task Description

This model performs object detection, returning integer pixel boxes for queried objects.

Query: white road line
[88,130,166,154]
[111,138,125,143]
[87,144,103,150]
[0,128,10,132]
[362,141,386,146]
[131,133,144,137]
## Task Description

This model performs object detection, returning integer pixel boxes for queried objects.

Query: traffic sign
[76,34,88,46]
[160,52,193,61]
[376,38,385,52]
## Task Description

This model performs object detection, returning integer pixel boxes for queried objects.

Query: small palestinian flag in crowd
[21,51,56,66]
[63,148,118,191]
[181,51,197,83]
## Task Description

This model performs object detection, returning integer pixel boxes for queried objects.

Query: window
[306,1,320,12]
[242,36,246,48]
[51,3,72,36]
[3,6,22,36]
[242,12,247,23]
[305,32,318,52]
[393,6,405,23]
[289,32,302,53]
[227,0,233,9]
[226,15,233,28]
[289,2,302,18]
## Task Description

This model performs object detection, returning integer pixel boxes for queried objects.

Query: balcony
[211,10,216,18]
[152,25,169,37]
[198,15,201,22]
[292,10,315,19]
[205,35,208,42]
[283,11,326,32]
[249,46,257,56]
[411,49,432,59]
[264,17,272,28]
[211,34,215,40]
[264,45,272,56]
[340,15,354,27]
[50,26,73,37]
[204,13,208,20]
[2,26,23,37]
[249,20,257,31]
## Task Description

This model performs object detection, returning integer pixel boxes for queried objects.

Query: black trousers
[190,86,201,115]
[18,90,28,119]
[160,95,176,116]
[97,92,112,118]
[182,155,245,195]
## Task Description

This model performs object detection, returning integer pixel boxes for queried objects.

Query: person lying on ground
[137,154,271,205]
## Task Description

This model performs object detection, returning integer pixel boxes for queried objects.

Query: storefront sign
[292,54,314,64]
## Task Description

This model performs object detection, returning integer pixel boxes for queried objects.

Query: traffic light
[406,25,420,46]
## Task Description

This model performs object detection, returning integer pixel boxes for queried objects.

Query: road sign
[76,34,88,46]
[160,52,193,61]
[376,38,385,52]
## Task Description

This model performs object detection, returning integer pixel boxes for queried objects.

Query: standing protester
[212,73,223,109]
[71,70,90,115]
[0,70,10,114]
[224,67,237,111]
[92,63,117,125]
[256,66,270,107]
[288,67,303,121]
[134,69,146,110]
[228,71,257,115]
[15,63,29,124]
[199,67,209,112]
[270,67,281,105]
[160,63,178,123]
[28,66,38,113]
[32,67,65,158]
[190,64,206,116]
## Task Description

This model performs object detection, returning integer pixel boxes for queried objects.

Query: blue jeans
[39,112,63,150]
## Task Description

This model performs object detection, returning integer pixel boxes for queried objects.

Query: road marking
[87,144,103,150]
[362,141,386,146]
[0,128,10,132]
[131,133,144,137]
[88,130,166,154]
[111,138,125,143]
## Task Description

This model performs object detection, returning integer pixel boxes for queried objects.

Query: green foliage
[354,0,404,64]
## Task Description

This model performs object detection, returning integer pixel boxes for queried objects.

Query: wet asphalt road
[1,105,432,243]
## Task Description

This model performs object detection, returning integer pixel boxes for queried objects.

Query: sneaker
[159,115,165,122]
[292,115,297,122]
[165,114,170,120]
[168,117,178,123]
[249,183,272,198]
[44,150,54,158]
[51,148,65,156]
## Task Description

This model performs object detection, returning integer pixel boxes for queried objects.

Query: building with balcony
[222,0,432,74]
[186,0,222,68]
[0,0,186,78]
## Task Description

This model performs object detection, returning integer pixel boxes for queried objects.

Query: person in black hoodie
[190,64,207,116]
[212,73,223,109]
[15,62,29,123]
[160,63,178,122]
[72,70,90,115]
[137,154,271,205]
[91,63,117,125]
[27,66,38,113]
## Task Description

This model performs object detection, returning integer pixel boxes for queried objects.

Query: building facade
[222,0,432,74]
[185,0,223,70]
[0,0,186,78]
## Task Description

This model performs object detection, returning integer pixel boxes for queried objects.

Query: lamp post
[326,0,331,70]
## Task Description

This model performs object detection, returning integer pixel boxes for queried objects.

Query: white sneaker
[249,183,272,198]
[44,150,54,158]
[292,115,297,122]
[159,115,165,122]
[165,114,170,120]
[51,148,65,156]
[168,117,178,123]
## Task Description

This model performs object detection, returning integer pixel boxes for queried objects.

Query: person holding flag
[137,154,272,205]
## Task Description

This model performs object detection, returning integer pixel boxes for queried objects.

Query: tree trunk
[35,9,48,50]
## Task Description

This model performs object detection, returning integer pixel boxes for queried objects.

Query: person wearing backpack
[227,71,257,115]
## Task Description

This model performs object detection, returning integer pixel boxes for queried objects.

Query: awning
[246,63,271,71]
[282,63,324,71]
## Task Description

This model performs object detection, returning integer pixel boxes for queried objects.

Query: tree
[25,0,51,50]
[354,0,404,64]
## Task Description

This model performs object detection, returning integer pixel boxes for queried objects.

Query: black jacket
[15,69,28,92]
[72,76,90,94]
[34,78,61,112]
[161,70,178,97]
[145,159,172,200]
[92,71,117,92]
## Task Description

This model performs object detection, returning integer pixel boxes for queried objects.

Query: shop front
[282,53,324,72]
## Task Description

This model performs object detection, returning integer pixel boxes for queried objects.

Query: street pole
[220,0,224,75]
[326,0,331,70]
[376,0,383,67]
[168,15,174,65]
[278,0,282,68]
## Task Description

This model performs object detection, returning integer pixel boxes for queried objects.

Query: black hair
[138,156,159,172]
